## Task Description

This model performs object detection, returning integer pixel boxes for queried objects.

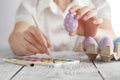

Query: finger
[29,27,47,46]
[36,33,49,54]
[24,31,43,51]
[30,33,49,54]
[30,27,49,54]
[24,32,47,54]
[76,6,90,19]
[42,34,51,54]
[83,10,97,21]
[69,32,76,36]
[69,5,81,13]
[43,33,51,48]
[21,46,36,56]
[93,18,103,25]
[23,51,34,56]
[23,40,40,54]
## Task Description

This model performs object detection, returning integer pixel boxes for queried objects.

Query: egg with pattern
[83,37,97,51]
[64,13,78,33]
[98,36,114,51]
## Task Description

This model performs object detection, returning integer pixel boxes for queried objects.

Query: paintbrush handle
[31,14,50,54]
[32,14,39,28]
[3,58,33,66]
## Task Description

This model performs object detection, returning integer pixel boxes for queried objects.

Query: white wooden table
[0,48,120,80]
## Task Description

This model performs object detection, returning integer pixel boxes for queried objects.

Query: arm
[9,0,50,55]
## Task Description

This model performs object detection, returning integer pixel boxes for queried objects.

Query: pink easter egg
[83,37,97,51]
[99,37,114,51]
[64,13,78,33]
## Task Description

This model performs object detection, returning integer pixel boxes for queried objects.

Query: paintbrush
[32,14,49,54]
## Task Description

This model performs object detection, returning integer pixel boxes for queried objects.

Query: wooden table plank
[12,52,103,80]
[0,58,23,80]
[0,49,23,80]
[94,60,120,80]
[12,63,102,80]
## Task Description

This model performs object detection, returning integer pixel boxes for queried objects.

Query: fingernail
[42,42,47,48]
[45,43,48,48]
[93,20,97,24]
[83,16,88,21]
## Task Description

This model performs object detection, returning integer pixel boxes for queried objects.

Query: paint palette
[6,56,79,66]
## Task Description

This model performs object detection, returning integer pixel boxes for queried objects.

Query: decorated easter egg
[98,36,114,51]
[114,37,120,47]
[83,37,97,51]
[64,13,78,33]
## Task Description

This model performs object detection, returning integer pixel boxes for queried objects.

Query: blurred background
[0,0,21,52]
[0,0,119,52]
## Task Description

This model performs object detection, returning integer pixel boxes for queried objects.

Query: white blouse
[15,0,111,51]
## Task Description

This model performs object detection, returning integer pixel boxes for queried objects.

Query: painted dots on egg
[64,13,78,33]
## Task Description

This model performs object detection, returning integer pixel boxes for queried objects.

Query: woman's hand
[69,6,103,37]
[9,23,50,56]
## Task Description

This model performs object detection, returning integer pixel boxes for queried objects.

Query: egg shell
[64,13,78,33]
[83,37,97,51]
[114,37,120,47]
[98,36,114,51]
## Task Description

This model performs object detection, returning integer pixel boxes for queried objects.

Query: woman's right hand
[9,23,50,56]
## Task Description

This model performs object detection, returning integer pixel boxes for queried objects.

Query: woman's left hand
[69,5,103,37]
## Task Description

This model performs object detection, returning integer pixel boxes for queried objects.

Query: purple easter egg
[99,37,114,51]
[64,13,78,33]
[83,37,97,51]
